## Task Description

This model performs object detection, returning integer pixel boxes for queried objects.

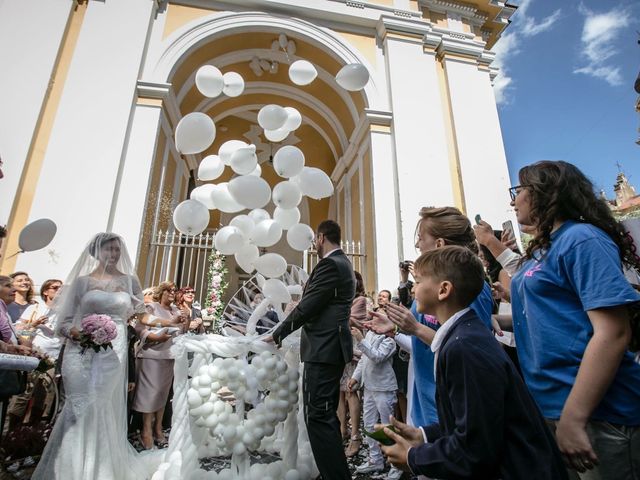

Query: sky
[492,0,640,196]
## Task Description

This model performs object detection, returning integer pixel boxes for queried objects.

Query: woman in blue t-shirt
[510,160,640,479]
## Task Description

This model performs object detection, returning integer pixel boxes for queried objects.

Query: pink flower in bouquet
[81,314,117,346]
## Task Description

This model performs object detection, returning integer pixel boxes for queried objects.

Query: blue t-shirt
[511,221,640,424]
[410,282,493,426]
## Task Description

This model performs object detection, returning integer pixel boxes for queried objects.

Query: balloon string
[5,250,23,259]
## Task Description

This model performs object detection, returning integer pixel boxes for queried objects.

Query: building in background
[0,0,516,296]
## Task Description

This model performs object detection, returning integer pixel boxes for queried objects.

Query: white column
[442,49,517,229]
[17,0,157,282]
[0,0,73,222]
[110,96,165,262]
[377,17,454,260]
[369,123,402,291]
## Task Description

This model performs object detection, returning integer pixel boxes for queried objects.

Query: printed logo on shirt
[524,263,542,278]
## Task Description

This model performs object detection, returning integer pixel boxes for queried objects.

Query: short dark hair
[354,271,365,296]
[414,246,484,308]
[317,220,341,245]
[0,225,6,239]
[379,289,392,300]
[40,279,63,300]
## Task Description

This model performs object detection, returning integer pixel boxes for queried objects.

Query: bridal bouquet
[79,314,117,354]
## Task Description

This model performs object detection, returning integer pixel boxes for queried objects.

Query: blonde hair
[152,281,175,302]
[418,207,478,254]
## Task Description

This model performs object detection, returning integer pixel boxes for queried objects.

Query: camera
[399,260,412,270]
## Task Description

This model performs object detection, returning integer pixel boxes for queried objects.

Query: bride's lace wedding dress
[33,275,159,479]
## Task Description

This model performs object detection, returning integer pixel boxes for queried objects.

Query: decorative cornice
[376,14,434,41]
[365,109,393,127]
[436,33,486,60]
[136,80,181,128]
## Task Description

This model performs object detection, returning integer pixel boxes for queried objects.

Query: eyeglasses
[167,288,177,293]
[184,290,195,294]
[508,185,528,201]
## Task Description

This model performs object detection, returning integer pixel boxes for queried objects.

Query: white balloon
[335,63,370,91]
[289,60,317,86]
[18,219,57,252]
[228,175,271,209]
[296,167,334,199]
[198,155,224,181]
[251,219,283,247]
[249,163,262,177]
[273,207,300,230]
[173,200,210,236]
[255,273,266,289]
[258,104,288,130]
[287,223,315,251]
[215,226,245,255]
[230,145,258,175]
[287,284,303,296]
[229,215,255,237]
[219,140,247,166]
[254,253,288,278]
[195,65,224,98]
[272,181,302,209]
[210,182,244,213]
[278,33,288,49]
[273,145,305,178]
[222,71,244,97]
[189,184,216,209]
[235,244,259,274]
[175,112,215,155]
[264,127,289,143]
[283,107,302,131]
[248,208,270,223]
[263,278,291,304]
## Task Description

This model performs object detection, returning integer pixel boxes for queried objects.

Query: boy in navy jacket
[380,246,567,480]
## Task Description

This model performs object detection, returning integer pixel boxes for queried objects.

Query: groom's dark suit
[273,249,355,479]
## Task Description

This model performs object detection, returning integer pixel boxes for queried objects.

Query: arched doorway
[134,12,379,299]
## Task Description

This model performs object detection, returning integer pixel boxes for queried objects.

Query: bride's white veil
[53,232,141,337]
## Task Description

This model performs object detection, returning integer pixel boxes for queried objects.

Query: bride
[33,233,160,479]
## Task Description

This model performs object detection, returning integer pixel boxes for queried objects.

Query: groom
[272,219,355,479]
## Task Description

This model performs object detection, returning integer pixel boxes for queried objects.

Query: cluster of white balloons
[196,65,245,99]
[257,104,302,142]
[187,353,299,456]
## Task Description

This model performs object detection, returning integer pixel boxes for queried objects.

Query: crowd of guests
[1,159,639,480]
[0,267,208,456]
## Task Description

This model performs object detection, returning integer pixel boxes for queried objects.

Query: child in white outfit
[349,327,403,479]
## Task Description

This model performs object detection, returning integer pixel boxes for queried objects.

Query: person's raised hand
[380,426,413,472]
[350,327,364,342]
[386,303,419,335]
[501,228,517,250]
[365,310,395,337]
[473,220,495,247]
[555,415,599,473]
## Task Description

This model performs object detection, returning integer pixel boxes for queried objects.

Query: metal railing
[146,231,365,306]
[304,240,365,273]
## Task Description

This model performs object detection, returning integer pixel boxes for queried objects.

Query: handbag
[0,369,27,399]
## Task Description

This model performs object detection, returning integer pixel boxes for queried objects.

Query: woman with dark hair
[7,272,36,323]
[509,161,640,478]
[33,233,162,479]
[338,271,366,457]
[175,286,204,334]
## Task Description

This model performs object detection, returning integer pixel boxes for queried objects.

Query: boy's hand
[386,303,418,335]
[380,426,413,472]
[347,378,358,391]
[365,311,395,337]
[375,416,424,447]
[350,327,364,342]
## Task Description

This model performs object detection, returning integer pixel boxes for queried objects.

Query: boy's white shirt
[352,330,397,391]
[430,307,470,378]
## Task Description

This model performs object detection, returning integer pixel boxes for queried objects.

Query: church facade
[0,0,516,293]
